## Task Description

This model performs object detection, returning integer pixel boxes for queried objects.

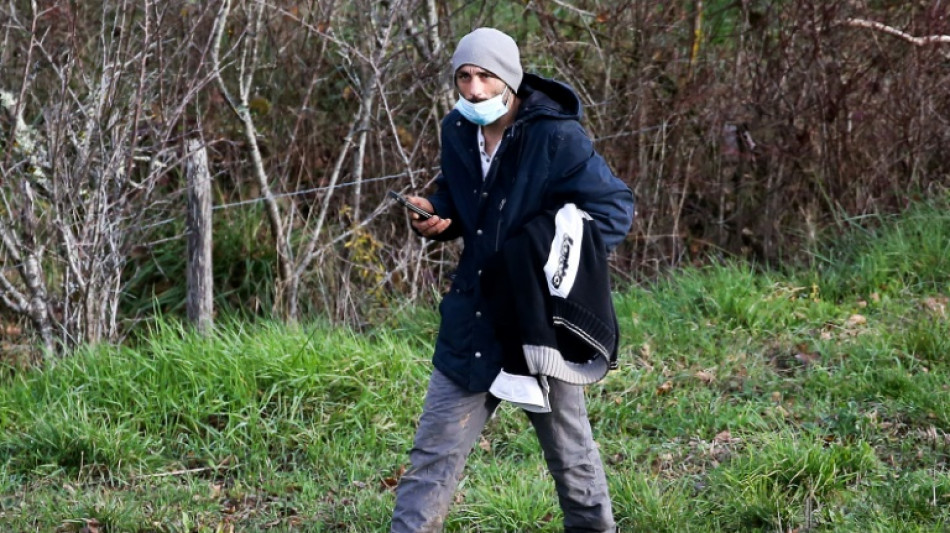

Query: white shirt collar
[476,127,494,179]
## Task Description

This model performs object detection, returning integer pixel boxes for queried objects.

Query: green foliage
[121,206,278,319]
[702,435,881,530]
[899,315,950,369]
[808,197,950,302]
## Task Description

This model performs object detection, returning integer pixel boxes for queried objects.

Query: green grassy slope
[2,201,950,532]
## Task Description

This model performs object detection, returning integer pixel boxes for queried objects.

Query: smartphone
[388,190,433,220]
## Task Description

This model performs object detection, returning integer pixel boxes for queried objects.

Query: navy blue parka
[425,73,635,392]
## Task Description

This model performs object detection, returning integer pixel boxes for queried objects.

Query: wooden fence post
[186,138,213,333]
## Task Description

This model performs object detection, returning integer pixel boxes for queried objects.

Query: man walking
[391,27,634,532]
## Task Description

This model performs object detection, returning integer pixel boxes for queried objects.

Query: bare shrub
[1,1,219,354]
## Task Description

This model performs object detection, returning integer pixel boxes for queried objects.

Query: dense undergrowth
[4,1,950,348]
[1,200,949,531]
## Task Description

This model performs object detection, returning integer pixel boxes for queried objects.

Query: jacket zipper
[494,198,507,251]
[491,125,516,251]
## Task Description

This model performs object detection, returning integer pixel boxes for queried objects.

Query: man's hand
[407,196,452,238]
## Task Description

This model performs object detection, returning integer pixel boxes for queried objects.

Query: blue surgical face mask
[454,86,510,126]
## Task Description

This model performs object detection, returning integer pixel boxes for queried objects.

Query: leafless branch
[211,0,294,317]
[839,18,950,47]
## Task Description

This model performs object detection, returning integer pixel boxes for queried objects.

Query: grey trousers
[391,368,615,533]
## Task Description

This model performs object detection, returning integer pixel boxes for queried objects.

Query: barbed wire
[215,167,439,210]
[0,263,23,274]
[140,166,439,231]
[0,167,436,274]
[594,124,666,142]
[1,124,661,274]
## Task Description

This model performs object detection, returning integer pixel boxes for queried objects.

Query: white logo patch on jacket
[544,204,590,298]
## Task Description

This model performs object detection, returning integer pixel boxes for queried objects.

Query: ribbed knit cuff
[523,344,609,385]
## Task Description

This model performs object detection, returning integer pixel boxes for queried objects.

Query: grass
[2,199,950,531]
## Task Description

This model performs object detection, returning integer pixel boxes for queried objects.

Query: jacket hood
[514,73,583,124]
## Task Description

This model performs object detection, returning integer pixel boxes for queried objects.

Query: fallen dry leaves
[922,296,948,316]
[380,465,405,491]
[846,314,867,327]
[79,518,100,533]
[794,350,821,366]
